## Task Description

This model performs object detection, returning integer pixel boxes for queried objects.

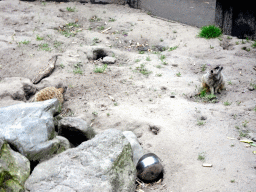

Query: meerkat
[201,65,225,95]
[33,87,65,104]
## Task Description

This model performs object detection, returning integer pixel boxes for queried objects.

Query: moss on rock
[0,143,30,191]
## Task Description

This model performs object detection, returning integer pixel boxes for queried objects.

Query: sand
[0,0,256,191]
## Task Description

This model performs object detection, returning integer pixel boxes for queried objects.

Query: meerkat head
[210,66,223,79]
[211,66,223,74]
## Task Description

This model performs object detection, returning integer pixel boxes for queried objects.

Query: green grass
[73,62,83,74]
[94,64,107,73]
[89,16,101,22]
[242,47,250,52]
[66,7,76,12]
[230,180,235,183]
[59,23,80,37]
[109,18,116,22]
[73,68,83,74]
[242,120,249,127]
[97,26,105,30]
[223,101,232,106]
[135,59,140,63]
[176,72,181,77]
[198,88,217,103]
[60,30,75,37]
[250,83,256,90]
[198,25,222,39]
[92,111,98,116]
[197,152,205,161]
[197,120,205,126]
[160,55,166,60]
[18,40,30,45]
[54,41,62,48]
[169,45,178,51]
[239,131,248,138]
[155,65,162,68]
[201,64,207,72]
[60,63,65,68]
[38,43,51,51]
[156,73,162,77]
[252,41,256,48]
[66,22,80,27]
[146,56,151,61]
[199,88,207,97]
[228,81,232,85]
[139,51,145,54]
[114,102,118,106]
[36,35,44,41]
[135,64,152,76]
[160,38,164,42]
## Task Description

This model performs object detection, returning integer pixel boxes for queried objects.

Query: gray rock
[25,129,136,192]
[0,96,25,108]
[123,131,144,166]
[58,117,95,147]
[0,77,36,101]
[137,46,149,52]
[56,136,71,152]
[0,99,62,161]
[0,141,30,191]
[102,56,116,64]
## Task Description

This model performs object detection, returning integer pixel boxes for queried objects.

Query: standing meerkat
[201,65,225,95]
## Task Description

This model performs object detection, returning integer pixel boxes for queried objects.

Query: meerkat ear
[211,70,213,73]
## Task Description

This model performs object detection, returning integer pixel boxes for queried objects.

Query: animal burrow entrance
[93,49,108,60]
[149,125,160,135]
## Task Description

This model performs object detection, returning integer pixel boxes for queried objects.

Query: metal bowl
[136,153,163,182]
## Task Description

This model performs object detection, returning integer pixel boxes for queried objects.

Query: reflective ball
[136,153,163,182]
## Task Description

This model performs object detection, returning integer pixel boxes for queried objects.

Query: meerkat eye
[211,70,213,73]
[214,66,219,70]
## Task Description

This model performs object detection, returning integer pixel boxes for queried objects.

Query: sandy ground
[0,0,256,191]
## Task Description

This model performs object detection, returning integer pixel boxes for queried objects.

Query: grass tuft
[198,25,222,39]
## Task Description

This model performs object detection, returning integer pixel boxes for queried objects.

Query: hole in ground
[93,49,108,60]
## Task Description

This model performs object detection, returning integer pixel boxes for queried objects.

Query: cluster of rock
[0,97,144,191]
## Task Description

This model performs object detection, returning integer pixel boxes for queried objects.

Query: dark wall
[215,0,256,40]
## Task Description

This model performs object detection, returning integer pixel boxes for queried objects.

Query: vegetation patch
[198,25,222,39]
[58,23,81,38]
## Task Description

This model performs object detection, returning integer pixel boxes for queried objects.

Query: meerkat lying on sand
[33,87,65,104]
[201,65,225,95]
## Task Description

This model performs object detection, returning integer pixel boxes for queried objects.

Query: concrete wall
[137,0,216,28]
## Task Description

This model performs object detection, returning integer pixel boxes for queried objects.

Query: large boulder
[123,131,144,166]
[0,77,36,102]
[0,140,30,192]
[25,129,136,192]
[0,99,63,161]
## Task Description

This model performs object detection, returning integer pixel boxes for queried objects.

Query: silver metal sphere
[136,153,163,182]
